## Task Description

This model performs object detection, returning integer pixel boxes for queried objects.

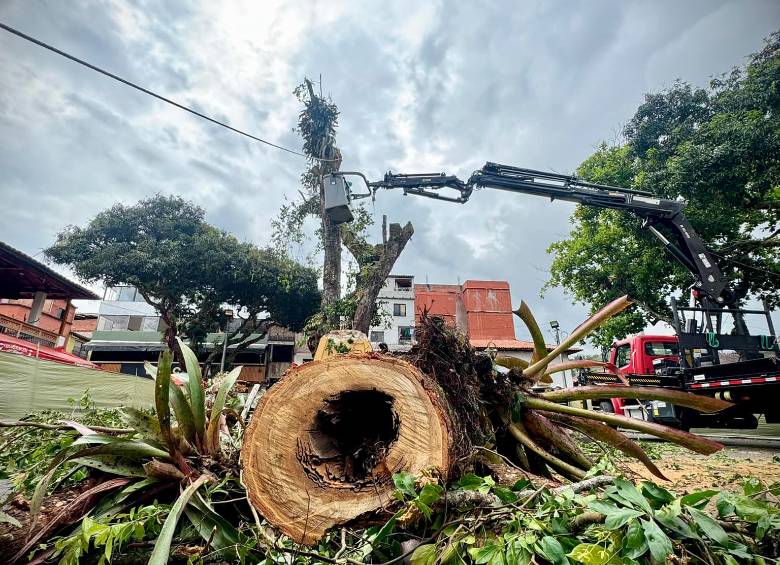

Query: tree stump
[241,353,454,544]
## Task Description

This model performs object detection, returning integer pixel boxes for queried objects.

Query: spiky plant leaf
[155,350,177,454]
[70,456,146,478]
[169,382,197,446]
[205,366,242,455]
[176,338,206,436]
[524,296,633,377]
[541,385,732,414]
[148,474,211,565]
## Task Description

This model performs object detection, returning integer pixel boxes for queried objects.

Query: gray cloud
[1,0,778,346]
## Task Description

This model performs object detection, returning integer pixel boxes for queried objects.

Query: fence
[0,351,154,420]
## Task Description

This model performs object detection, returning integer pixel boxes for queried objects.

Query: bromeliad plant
[12,339,249,565]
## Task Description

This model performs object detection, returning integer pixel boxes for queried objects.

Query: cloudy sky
[1,1,778,344]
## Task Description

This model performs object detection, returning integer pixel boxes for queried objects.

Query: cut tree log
[241,353,456,544]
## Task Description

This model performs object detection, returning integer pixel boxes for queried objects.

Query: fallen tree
[241,297,733,544]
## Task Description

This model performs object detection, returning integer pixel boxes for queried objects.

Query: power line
[0,22,330,161]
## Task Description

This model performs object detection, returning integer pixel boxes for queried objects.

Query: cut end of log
[241,354,452,545]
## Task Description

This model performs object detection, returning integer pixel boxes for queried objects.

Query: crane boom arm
[374,162,730,305]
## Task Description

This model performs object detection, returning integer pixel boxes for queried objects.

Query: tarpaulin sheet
[0,351,154,420]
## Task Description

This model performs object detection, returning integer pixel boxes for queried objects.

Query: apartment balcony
[0,313,59,348]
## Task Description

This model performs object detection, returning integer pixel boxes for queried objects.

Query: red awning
[0,334,101,369]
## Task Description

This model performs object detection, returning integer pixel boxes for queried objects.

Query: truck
[581,328,779,430]
[323,162,780,429]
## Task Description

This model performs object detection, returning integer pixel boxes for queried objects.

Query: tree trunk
[321,209,342,326]
[241,354,457,544]
[345,218,414,334]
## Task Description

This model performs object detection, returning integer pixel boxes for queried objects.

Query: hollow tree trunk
[241,354,459,544]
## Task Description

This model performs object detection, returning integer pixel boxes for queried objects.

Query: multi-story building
[75,285,296,383]
[368,275,416,351]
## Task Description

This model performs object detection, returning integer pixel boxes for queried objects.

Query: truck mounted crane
[323,163,780,429]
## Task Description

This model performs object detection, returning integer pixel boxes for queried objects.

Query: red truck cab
[600,335,680,416]
[610,334,679,376]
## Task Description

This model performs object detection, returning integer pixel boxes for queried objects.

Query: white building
[368,275,415,351]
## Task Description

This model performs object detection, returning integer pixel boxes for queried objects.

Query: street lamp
[549,320,560,345]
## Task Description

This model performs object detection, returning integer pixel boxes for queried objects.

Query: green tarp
[0,351,154,420]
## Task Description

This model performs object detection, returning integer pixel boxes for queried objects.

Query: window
[393,303,407,317]
[370,331,385,342]
[644,341,679,356]
[97,315,130,331]
[398,326,414,342]
[116,286,137,302]
[615,344,631,367]
[141,316,161,331]
[394,278,412,291]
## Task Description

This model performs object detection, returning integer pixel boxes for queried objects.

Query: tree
[274,79,413,339]
[546,31,780,349]
[46,195,320,366]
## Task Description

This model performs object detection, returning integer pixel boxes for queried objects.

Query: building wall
[460,280,515,340]
[0,298,75,341]
[369,276,416,349]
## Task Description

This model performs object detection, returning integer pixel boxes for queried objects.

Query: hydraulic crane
[324,162,780,428]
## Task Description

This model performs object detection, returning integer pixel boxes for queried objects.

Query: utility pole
[219,309,233,374]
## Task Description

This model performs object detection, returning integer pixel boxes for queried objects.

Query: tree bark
[344,218,414,334]
[241,354,456,544]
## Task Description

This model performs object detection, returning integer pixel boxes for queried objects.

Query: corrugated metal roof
[0,240,99,300]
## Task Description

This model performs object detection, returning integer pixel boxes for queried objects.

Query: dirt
[623,443,780,493]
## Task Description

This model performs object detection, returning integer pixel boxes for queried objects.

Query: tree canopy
[46,194,320,365]
[547,31,780,349]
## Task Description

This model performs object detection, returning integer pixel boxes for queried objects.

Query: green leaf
[169,382,197,446]
[688,507,729,546]
[588,500,621,515]
[410,543,436,565]
[743,477,763,495]
[604,508,644,530]
[512,478,532,492]
[70,456,146,478]
[470,542,502,564]
[457,473,485,491]
[493,486,518,503]
[392,472,417,498]
[654,508,699,539]
[539,536,568,565]
[612,478,652,513]
[0,510,21,528]
[154,350,176,455]
[177,338,206,434]
[623,520,647,560]
[679,489,718,509]
[185,495,243,554]
[640,519,673,563]
[568,543,612,565]
[120,407,164,443]
[418,483,443,507]
[204,365,241,454]
[148,475,210,565]
[640,482,674,508]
